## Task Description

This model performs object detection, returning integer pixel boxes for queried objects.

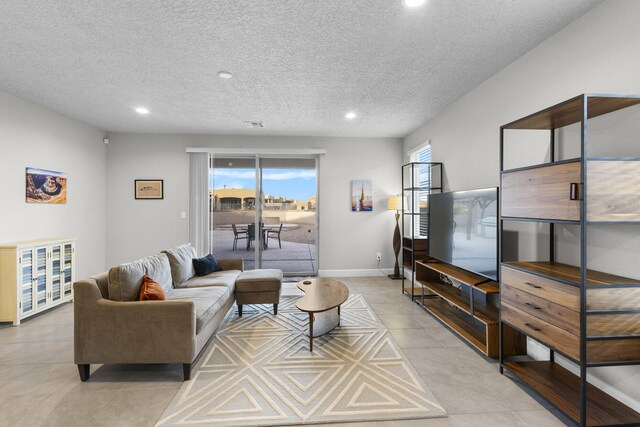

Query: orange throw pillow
[139,275,167,301]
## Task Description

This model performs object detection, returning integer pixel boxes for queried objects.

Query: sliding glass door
[209,155,318,276]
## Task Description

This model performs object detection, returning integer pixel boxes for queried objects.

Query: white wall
[404,0,640,412]
[0,89,106,279]
[105,134,402,274]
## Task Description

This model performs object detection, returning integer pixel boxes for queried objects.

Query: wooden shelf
[416,260,494,287]
[504,361,640,426]
[504,261,640,287]
[402,237,427,251]
[416,260,499,294]
[476,282,500,294]
[500,95,640,427]
[502,95,640,130]
[414,259,511,358]
[421,298,488,354]
[418,279,498,325]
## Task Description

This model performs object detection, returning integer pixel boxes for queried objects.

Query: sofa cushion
[108,260,146,301]
[139,275,167,301]
[192,254,222,276]
[163,244,197,287]
[108,253,174,301]
[143,253,173,295]
[182,270,241,289]
[168,287,232,333]
[235,269,283,293]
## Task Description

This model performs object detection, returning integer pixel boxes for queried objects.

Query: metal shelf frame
[498,94,640,427]
[400,161,443,302]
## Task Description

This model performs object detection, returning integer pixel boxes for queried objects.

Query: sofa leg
[238,304,243,317]
[77,364,90,382]
[183,363,191,381]
[274,304,278,315]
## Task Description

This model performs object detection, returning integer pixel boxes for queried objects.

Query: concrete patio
[210,227,316,274]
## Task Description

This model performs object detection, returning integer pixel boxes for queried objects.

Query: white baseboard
[318,268,393,277]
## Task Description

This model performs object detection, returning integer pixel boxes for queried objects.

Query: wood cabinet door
[501,161,581,221]
[587,160,640,222]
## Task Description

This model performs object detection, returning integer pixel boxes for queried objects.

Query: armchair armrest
[218,258,244,271]
[74,279,196,365]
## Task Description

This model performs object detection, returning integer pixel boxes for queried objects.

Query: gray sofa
[73,244,243,382]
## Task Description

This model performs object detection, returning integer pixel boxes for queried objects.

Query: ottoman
[235,269,283,316]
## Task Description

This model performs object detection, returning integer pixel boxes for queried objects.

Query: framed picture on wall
[26,167,67,204]
[351,179,372,212]
[135,179,164,200]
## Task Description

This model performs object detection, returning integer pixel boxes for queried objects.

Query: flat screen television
[428,187,498,280]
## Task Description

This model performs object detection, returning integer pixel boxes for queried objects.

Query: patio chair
[247,223,267,250]
[267,223,284,249]
[232,224,248,250]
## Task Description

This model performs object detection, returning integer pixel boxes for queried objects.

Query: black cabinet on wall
[499,94,640,427]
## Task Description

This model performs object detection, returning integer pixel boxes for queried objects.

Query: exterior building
[211,188,316,211]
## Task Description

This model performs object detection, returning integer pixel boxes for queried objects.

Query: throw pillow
[192,254,222,276]
[139,275,167,301]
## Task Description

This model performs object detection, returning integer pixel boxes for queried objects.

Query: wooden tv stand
[415,259,525,358]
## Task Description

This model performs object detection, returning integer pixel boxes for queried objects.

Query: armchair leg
[238,304,243,317]
[183,363,191,381]
[77,364,90,382]
[274,304,278,315]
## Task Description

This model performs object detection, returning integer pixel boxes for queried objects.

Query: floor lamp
[387,195,405,280]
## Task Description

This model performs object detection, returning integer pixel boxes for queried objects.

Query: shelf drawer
[501,161,581,221]
[587,160,640,222]
[586,287,640,311]
[588,338,640,362]
[587,313,640,336]
[501,284,579,336]
[501,266,580,311]
[502,303,579,360]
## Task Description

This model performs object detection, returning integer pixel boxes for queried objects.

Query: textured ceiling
[0,0,602,137]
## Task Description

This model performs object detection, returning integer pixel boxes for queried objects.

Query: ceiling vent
[244,121,264,128]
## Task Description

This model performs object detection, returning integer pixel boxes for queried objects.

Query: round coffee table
[296,278,349,351]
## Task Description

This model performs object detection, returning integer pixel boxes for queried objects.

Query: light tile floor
[0,276,571,426]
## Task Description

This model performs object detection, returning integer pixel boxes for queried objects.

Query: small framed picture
[351,179,372,212]
[135,179,164,200]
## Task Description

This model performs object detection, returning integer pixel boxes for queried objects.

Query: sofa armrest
[74,279,196,365]
[218,258,244,271]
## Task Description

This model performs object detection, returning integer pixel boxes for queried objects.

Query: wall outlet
[180,211,187,219]
[376,252,381,261]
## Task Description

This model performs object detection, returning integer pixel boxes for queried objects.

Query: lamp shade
[387,195,405,211]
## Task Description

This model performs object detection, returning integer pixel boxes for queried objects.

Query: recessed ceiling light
[402,0,427,8]
[217,71,233,79]
[135,107,149,115]
[345,111,357,120]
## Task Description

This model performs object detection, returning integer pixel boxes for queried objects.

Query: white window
[408,142,431,163]
[407,142,432,237]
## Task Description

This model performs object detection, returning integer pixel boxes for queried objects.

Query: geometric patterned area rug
[156,294,447,426]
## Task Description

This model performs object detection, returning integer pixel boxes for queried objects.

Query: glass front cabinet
[0,238,75,325]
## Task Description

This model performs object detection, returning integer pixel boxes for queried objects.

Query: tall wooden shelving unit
[499,94,640,426]
[401,162,442,300]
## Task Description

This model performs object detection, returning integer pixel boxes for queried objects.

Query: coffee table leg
[338,305,341,326]
[309,313,314,352]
